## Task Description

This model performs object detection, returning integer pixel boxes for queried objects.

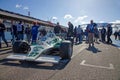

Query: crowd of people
[11,21,40,44]
[0,19,68,48]
[0,19,42,48]
[0,18,120,49]
[68,20,120,49]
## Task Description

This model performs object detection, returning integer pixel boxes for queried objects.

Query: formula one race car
[6,32,73,63]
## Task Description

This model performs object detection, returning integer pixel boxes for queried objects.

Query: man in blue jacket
[31,22,40,44]
[86,20,96,48]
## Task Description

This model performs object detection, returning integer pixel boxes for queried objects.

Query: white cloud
[23,6,29,10]
[80,21,89,24]
[64,14,73,20]
[74,15,88,24]
[99,21,105,23]
[52,17,58,20]
[111,20,120,23]
[16,4,22,8]
[16,4,29,11]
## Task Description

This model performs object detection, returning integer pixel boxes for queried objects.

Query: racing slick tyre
[66,37,74,46]
[60,41,73,59]
[12,41,30,53]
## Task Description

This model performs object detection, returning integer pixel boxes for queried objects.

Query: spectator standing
[25,25,31,43]
[11,21,17,44]
[94,26,99,43]
[76,25,82,43]
[74,26,77,43]
[16,21,24,40]
[54,22,61,36]
[101,26,106,42]
[113,30,118,40]
[67,22,74,45]
[106,24,112,44]
[31,22,40,44]
[0,19,8,48]
[118,30,120,40]
[86,20,96,48]
[38,27,47,41]
[61,28,66,39]
[99,29,102,41]
[85,29,88,43]
[67,22,74,37]
[81,28,84,41]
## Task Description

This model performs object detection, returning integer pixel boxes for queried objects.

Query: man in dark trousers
[54,22,61,36]
[113,30,118,40]
[25,25,31,43]
[107,24,112,44]
[101,26,106,42]
[74,26,77,43]
[11,21,17,44]
[0,19,8,48]
[67,21,74,37]
[67,21,74,45]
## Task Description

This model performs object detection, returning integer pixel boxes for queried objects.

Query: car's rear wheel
[13,41,31,53]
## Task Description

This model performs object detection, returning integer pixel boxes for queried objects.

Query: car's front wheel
[60,41,73,59]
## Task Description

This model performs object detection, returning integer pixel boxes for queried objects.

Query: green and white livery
[7,32,73,63]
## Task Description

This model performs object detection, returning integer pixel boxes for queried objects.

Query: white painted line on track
[80,60,114,70]
[72,45,86,58]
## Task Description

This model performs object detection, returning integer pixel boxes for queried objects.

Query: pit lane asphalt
[0,42,120,80]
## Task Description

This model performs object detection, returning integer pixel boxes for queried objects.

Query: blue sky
[0,0,120,26]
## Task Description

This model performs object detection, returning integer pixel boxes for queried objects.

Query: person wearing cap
[0,19,8,48]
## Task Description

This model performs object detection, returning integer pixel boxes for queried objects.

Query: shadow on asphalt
[111,44,120,48]
[0,47,12,55]
[86,46,102,53]
[0,51,12,55]
[0,59,70,70]
[103,42,120,49]
[0,47,12,52]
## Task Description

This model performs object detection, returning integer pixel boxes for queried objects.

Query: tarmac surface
[0,41,120,80]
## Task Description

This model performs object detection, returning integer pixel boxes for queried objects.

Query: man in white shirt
[16,21,24,40]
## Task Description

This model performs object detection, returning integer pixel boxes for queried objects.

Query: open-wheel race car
[6,32,73,63]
